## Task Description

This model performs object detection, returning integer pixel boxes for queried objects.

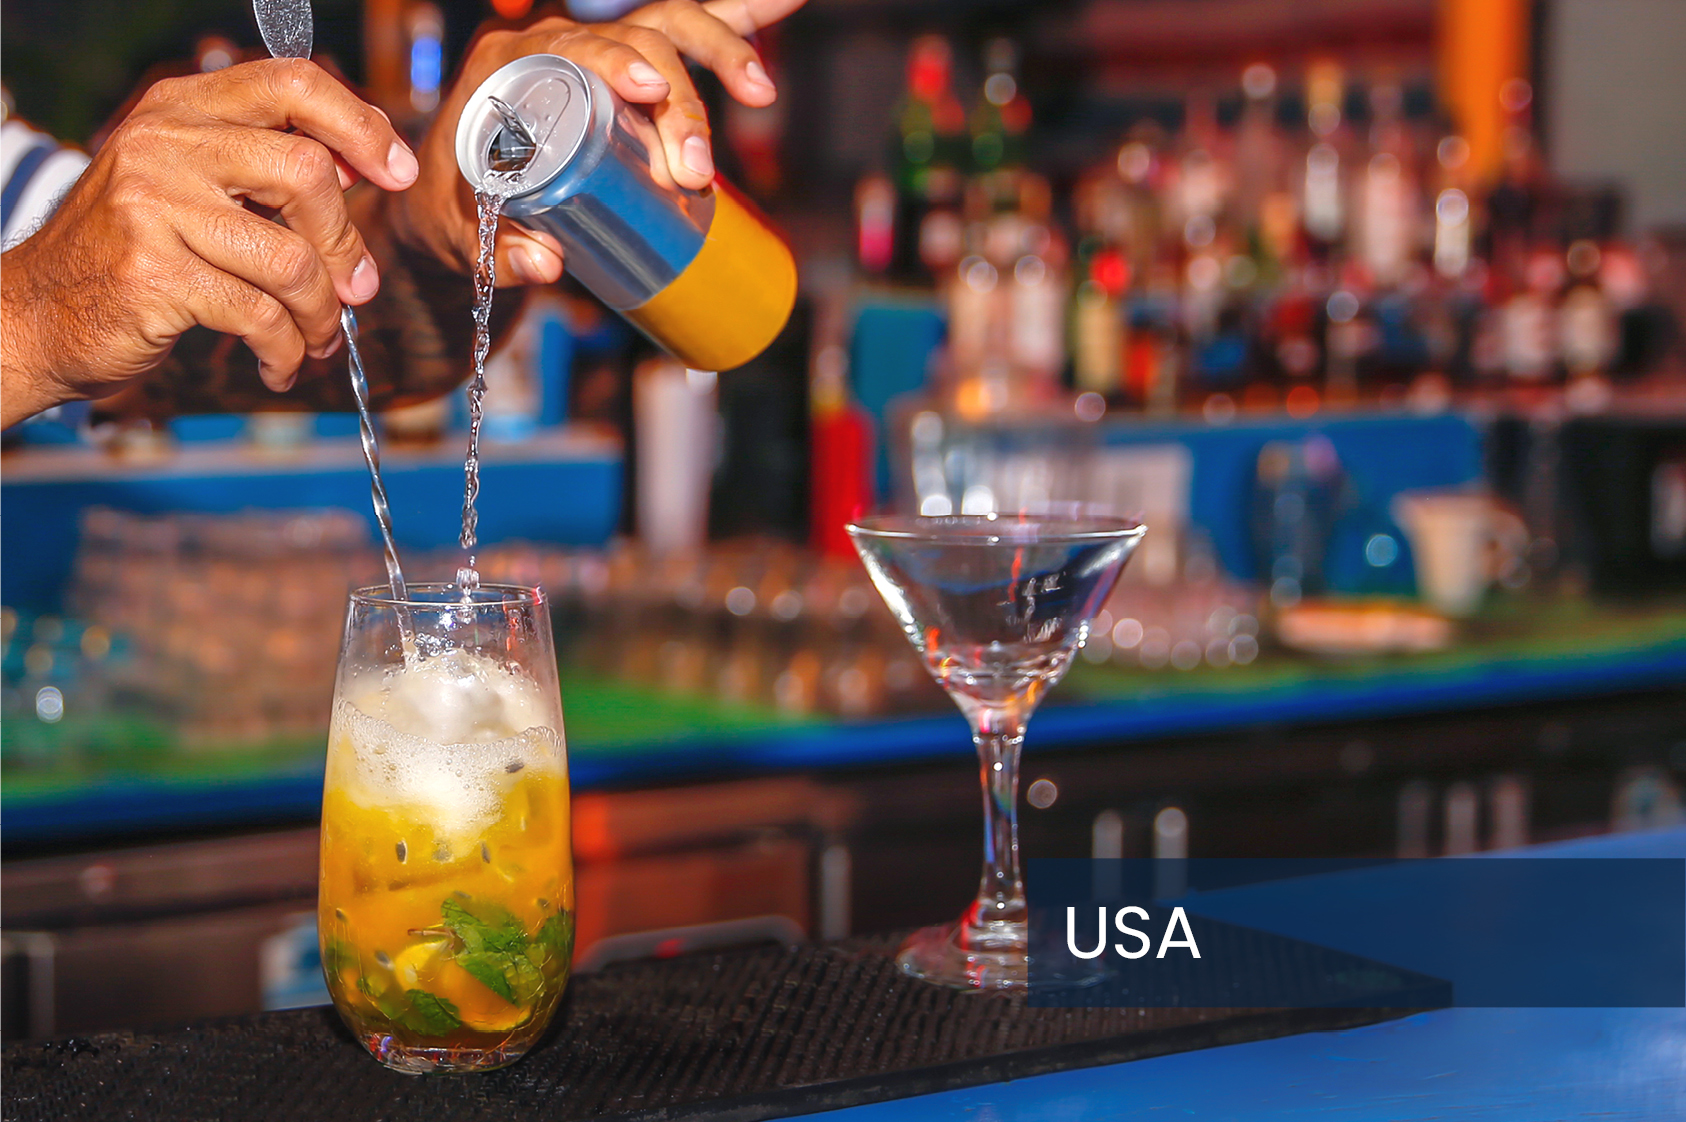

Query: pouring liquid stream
[458,177,518,597]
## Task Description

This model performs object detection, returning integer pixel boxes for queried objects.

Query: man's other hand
[1,59,416,426]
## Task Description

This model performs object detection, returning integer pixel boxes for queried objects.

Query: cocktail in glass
[319,584,573,1072]
[847,513,1144,991]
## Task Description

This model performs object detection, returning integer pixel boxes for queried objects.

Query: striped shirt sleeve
[2,118,90,249]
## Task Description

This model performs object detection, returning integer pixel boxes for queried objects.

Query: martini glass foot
[897,915,1028,991]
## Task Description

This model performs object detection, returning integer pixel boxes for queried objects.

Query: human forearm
[2,245,75,427]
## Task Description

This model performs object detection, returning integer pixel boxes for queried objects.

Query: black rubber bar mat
[4,939,1409,1122]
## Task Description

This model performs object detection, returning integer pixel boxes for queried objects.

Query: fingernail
[682,135,714,179]
[628,62,667,88]
[511,246,546,284]
[387,141,419,185]
[350,254,380,302]
[317,334,344,360]
[746,61,775,91]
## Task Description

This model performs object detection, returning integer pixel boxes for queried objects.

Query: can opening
[486,96,537,174]
[456,59,588,193]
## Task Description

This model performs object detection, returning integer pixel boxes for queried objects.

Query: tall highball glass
[319,584,573,1073]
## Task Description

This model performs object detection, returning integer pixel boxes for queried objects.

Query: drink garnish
[442,897,546,1004]
[358,975,463,1036]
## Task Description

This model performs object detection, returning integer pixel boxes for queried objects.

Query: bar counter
[6,827,1681,1121]
[0,941,1405,1120]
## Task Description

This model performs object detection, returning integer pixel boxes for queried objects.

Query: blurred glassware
[847,512,1145,990]
[889,378,1102,520]
[68,507,376,746]
[1250,435,1351,609]
[1391,490,1529,617]
[1096,575,1262,672]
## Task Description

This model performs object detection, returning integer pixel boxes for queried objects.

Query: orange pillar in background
[1438,0,1531,184]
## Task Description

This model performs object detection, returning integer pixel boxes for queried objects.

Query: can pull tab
[486,95,538,173]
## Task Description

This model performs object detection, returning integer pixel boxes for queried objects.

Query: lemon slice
[433,960,533,1032]
[392,938,449,989]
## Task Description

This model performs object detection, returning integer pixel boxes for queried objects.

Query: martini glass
[848,512,1145,992]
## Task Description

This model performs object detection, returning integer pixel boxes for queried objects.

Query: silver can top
[455,55,595,194]
[452,53,715,312]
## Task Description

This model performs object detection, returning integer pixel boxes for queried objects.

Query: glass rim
[845,513,1146,545]
[348,582,546,609]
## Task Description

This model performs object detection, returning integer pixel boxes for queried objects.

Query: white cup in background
[1391,490,1527,618]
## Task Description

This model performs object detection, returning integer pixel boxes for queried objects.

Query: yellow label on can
[623,180,798,372]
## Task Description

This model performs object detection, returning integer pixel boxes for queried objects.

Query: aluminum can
[456,55,796,372]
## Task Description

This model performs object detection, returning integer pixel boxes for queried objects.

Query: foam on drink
[328,649,565,832]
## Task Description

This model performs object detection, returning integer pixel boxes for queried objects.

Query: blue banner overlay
[1026,857,1685,1008]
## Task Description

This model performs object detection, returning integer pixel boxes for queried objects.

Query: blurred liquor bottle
[1174,92,1245,405]
[1070,240,1128,400]
[1484,79,1544,283]
[1559,239,1618,408]
[808,346,874,560]
[969,37,1033,212]
[1233,63,1289,245]
[855,172,897,276]
[890,35,969,284]
[1069,130,1147,402]
[999,182,1068,389]
[722,28,787,197]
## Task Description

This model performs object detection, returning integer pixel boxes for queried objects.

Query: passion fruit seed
[395,840,407,863]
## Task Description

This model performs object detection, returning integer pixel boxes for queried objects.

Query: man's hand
[390,0,805,289]
[0,59,417,427]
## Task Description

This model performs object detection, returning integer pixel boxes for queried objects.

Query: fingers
[598,25,717,189]
[176,204,346,362]
[630,0,778,109]
[196,125,378,307]
[699,0,808,37]
[179,255,312,392]
[543,28,674,107]
[158,59,419,192]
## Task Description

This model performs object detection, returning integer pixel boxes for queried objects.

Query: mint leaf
[399,989,461,1036]
[458,949,544,1004]
[441,897,528,956]
[441,896,554,1005]
[459,953,515,1002]
[537,912,574,961]
[321,937,355,977]
[504,955,544,1004]
[356,972,460,1037]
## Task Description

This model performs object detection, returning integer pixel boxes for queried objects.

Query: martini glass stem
[966,704,1029,937]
